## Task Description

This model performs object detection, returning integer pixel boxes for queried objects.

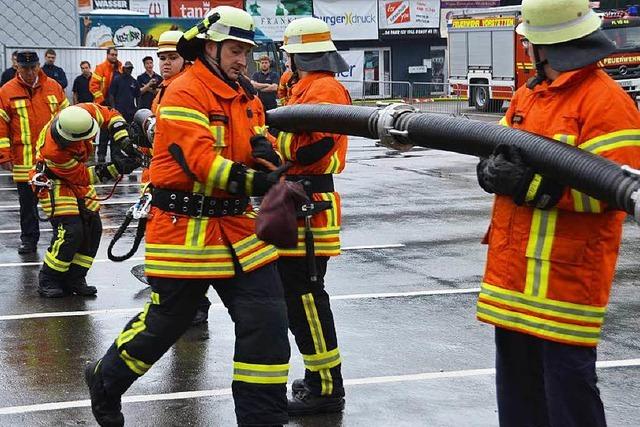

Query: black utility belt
[151,188,249,218]
[286,174,334,193]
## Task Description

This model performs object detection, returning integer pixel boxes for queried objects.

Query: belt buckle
[193,193,206,218]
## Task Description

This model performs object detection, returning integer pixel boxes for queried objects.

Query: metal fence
[339,79,514,116]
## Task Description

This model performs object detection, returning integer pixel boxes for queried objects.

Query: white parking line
[0,358,638,415]
[0,285,475,321]
[0,244,405,268]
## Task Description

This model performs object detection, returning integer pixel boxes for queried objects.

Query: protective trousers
[277,256,344,397]
[39,212,102,290]
[495,327,606,427]
[99,263,290,426]
[17,182,39,246]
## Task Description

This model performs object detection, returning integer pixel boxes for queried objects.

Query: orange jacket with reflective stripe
[32,103,126,217]
[0,71,68,182]
[277,69,293,104]
[275,71,351,257]
[145,59,277,279]
[89,59,123,105]
[477,66,640,347]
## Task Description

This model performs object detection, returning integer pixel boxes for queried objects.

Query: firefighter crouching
[275,17,351,415]
[85,6,290,427]
[475,0,640,425]
[31,104,139,298]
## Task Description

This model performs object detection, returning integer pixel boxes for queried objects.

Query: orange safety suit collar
[290,71,334,98]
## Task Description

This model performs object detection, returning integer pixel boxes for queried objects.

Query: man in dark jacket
[0,51,18,87]
[108,61,140,123]
[42,49,68,89]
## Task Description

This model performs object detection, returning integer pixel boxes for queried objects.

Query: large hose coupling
[622,165,640,224]
[376,103,416,152]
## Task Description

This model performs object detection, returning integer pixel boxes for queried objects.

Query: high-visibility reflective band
[0,108,9,123]
[0,137,9,149]
[277,227,341,256]
[113,129,128,142]
[277,131,294,160]
[146,243,232,259]
[12,164,33,182]
[13,100,32,166]
[477,300,602,346]
[107,164,119,179]
[116,300,153,349]
[211,125,226,149]
[302,348,341,372]
[233,234,279,271]
[525,174,543,203]
[324,152,341,174]
[88,166,99,185]
[570,189,602,213]
[284,31,331,45]
[119,349,151,376]
[524,208,558,298]
[60,98,69,109]
[109,115,125,127]
[186,215,207,247]
[71,253,94,269]
[321,193,338,228]
[84,187,100,212]
[92,91,103,99]
[45,158,79,170]
[44,252,71,272]
[92,73,104,82]
[245,168,254,196]
[232,361,289,385]
[46,95,59,115]
[207,155,233,193]
[144,259,236,277]
[253,125,268,136]
[302,292,333,395]
[579,129,640,154]
[159,106,210,130]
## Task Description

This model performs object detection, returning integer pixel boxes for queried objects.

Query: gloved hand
[227,162,289,196]
[113,156,141,175]
[109,120,131,144]
[250,135,281,169]
[476,144,533,202]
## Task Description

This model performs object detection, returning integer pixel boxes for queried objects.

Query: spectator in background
[251,54,279,110]
[72,61,93,104]
[42,49,68,89]
[136,56,162,110]
[108,61,139,123]
[0,51,18,87]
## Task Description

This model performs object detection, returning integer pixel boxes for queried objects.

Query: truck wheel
[474,85,491,112]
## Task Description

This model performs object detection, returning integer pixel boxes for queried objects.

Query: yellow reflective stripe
[119,350,151,375]
[239,244,279,271]
[116,300,153,348]
[525,174,542,203]
[46,95,59,115]
[146,243,232,258]
[321,193,338,228]
[71,253,94,269]
[113,129,128,142]
[92,91,103,99]
[109,115,124,126]
[150,291,160,305]
[45,158,79,169]
[524,209,558,298]
[233,361,289,384]
[60,98,70,109]
[302,348,341,371]
[107,164,119,178]
[88,166,99,185]
[206,155,233,193]
[498,116,509,127]
[159,106,210,129]
[480,282,606,323]
[570,189,602,213]
[14,100,32,165]
[277,131,294,160]
[0,108,9,123]
[579,129,640,154]
[244,168,254,195]
[302,293,333,395]
[324,152,340,174]
[144,259,236,276]
[211,125,226,147]
[186,217,207,247]
[93,105,104,126]
[477,300,601,345]
[0,137,9,149]
[44,252,71,272]
[253,125,268,136]
[92,73,104,82]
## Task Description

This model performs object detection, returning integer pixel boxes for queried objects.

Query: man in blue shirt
[42,49,68,89]
[136,56,162,110]
[108,61,140,123]
[251,54,279,110]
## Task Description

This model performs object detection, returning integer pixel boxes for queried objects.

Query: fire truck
[447,5,640,112]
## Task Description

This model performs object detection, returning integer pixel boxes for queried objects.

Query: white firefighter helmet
[53,106,98,144]
[281,17,336,54]
[157,30,183,54]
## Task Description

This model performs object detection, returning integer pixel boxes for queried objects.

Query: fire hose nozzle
[622,165,640,224]
[376,103,416,152]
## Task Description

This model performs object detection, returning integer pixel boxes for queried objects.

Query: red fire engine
[447,5,640,112]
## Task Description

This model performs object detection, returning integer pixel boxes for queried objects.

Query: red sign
[385,1,411,25]
[170,0,243,18]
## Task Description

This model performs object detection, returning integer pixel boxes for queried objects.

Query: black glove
[477,144,533,201]
[296,137,335,165]
[227,162,288,197]
[250,135,281,168]
[113,156,141,175]
[94,163,119,182]
[109,120,131,144]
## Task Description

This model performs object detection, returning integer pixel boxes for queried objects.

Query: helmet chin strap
[526,44,549,89]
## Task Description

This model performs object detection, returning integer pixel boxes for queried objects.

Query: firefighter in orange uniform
[475,1,640,425]
[276,55,294,105]
[276,17,351,415]
[90,47,123,163]
[85,7,290,427]
[0,50,68,254]
[33,104,137,298]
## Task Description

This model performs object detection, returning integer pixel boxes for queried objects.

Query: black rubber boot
[190,296,211,326]
[68,278,98,296]
[288,381,345,416]
[18,242,37,254]
[37,271,66,298]
[85,360,125,427]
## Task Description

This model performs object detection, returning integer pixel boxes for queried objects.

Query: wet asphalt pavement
[0,116,639,426]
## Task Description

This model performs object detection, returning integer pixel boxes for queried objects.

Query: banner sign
[246,0,313,41]
[312,0,378,41]
[336,50,364,93]
[451,16,516,28]
[378,0,440,39]
[81,16,200,47]
[170,1,244,18]
[129,0,169,17]
[440,1,499,6]
[92,0,130,9]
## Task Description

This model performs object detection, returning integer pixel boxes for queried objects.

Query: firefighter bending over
[85,6,290,427]
[475,0,640,425]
